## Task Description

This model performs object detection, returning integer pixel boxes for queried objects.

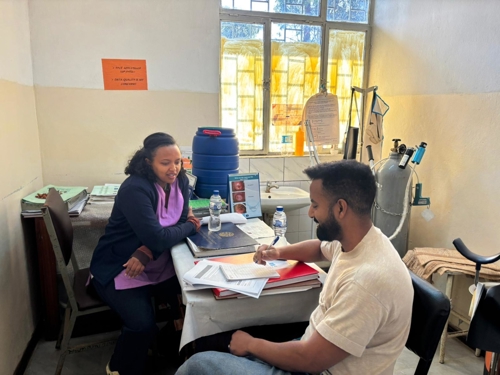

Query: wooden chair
[405,271,451,375]
[41,188,113,374]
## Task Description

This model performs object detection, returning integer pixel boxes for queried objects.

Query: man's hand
[228,330,253,356]
[123,256,145,278]
[253,244,280,265]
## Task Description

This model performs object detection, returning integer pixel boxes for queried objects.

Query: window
[220,0,371,154]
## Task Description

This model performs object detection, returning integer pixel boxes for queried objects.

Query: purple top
[114,179,184,290]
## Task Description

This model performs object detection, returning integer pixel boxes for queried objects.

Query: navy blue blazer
[90,173,196,286]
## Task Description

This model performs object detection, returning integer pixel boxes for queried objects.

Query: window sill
[239,154,342,162]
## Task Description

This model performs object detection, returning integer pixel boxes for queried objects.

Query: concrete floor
[24,331,484,375]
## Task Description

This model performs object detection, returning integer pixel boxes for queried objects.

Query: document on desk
[182,260,268,298]
[236,219,275,239]
[186,223,259,258]
[200,213,247,226]
[219,262,280,281]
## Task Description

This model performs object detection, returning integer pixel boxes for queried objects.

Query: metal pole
[351,86,378,163]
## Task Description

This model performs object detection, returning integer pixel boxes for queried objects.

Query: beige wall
[35,87,218,188]
[0,0,43,373]
[370,0,500,326]
[370,0,500,255]
[29,0,220,189]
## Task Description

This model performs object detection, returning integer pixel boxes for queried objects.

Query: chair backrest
[42,188,74,265]
[41,188,78,310]
[406,271,451,375]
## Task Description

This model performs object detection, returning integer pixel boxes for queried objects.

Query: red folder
[206,252,320,298]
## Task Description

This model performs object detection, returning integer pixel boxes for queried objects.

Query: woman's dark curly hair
[124,132,185,183]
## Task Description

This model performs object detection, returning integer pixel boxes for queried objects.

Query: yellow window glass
[326,30,365,149]
[269,38,321,153]
[220,23,264,151]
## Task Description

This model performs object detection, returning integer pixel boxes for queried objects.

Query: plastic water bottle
[272,206,287,239]
[208,190,222,232]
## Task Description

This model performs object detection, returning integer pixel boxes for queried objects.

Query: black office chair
[405,271,451,375]
[453,238,500,375]
[41,188,113,374]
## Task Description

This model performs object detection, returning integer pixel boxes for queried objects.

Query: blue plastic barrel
[192,127,239,199]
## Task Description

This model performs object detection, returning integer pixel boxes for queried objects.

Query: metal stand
[305,119,320,166]
[349,86,378,163]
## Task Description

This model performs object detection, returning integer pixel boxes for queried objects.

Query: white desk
[171,224,324,350]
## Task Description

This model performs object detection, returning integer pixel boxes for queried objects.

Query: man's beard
[315,214,342,242]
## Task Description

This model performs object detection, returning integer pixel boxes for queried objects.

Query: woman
[90,132,200,375]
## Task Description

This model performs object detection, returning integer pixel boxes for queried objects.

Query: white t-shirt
[301,226,413,375]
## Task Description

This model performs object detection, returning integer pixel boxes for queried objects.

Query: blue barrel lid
[196,127,235,137]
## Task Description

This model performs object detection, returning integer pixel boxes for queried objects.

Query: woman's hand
[123,256,145,278]
[253,244,280,265]
[228,330,253,357]
[187,215,201,232]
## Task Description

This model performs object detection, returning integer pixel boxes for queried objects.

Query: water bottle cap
[213,190,219,195]
[276,206,284,212]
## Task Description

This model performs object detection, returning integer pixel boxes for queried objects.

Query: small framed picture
[227,173,262,218]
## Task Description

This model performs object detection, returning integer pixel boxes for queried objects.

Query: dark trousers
[92,276,181,375]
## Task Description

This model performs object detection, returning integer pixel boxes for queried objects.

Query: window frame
[219,1,374,156]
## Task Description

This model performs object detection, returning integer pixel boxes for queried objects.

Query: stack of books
[189,199,228,218]
[88,184,120,204]
[21,185,89,218]
[186,222,258,258]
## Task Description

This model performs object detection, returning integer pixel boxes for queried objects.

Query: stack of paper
[21,185,89,218]
[209,253,321,300]
[219,262,280,281]
[182,253,321,300]
[89,184,120,204]
[182,260,269,298]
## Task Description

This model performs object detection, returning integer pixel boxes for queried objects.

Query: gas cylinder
[372,139,412,258]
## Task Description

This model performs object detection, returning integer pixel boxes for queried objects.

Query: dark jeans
[193,321,309,354]
[91,276,181,375]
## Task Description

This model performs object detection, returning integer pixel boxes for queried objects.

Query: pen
[268,236,280,249]
[255,236,280,263]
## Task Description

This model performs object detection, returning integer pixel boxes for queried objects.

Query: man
[176,160,413,375]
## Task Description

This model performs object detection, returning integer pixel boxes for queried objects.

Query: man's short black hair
[304,160,376,216]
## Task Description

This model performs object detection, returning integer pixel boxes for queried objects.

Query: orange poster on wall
[102,59,148,90]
